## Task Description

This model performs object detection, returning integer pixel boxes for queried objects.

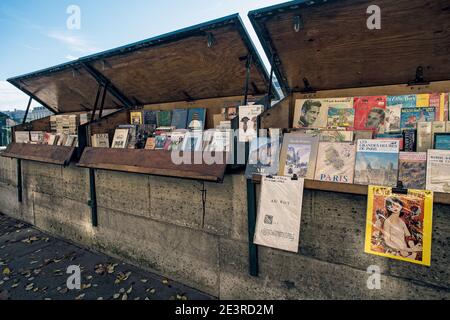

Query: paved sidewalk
[0,213,214,300]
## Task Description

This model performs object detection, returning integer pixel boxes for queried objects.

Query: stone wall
[0,156,449,299]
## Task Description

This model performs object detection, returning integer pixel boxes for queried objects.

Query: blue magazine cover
[187,108,206,130]
[387,95,416,107]
[171,109,188,129]
[400,107,435,130]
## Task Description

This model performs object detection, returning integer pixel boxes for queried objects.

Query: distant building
[0,112,13,146]
[28,106,53,121]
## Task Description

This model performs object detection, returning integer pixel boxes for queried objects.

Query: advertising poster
[365,186,433,266]
[254,176,305,253]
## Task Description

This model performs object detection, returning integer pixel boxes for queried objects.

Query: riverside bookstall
[245,0,450,276]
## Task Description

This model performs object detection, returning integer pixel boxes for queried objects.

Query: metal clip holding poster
[393,181,408,195]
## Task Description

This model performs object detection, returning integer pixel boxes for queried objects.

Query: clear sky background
[0,0,286,111]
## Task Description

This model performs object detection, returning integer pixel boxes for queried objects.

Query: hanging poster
[254,176,304,253]
[239,105,264,142]
[365,186,433,266]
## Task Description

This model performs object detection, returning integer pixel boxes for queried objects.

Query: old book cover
[279,134,319,179]
[30,131,44,144]
[187,108,206,130]
[143,110,158,126]
[169,131,186,151]
[91,133,110,148]
[293,99,328,128]
[238,105,263,142]
[213,113,226,128]
[118,124,138,149]
[431,121,446,147]
[171,109,188,129]
[398,152,427,189]
[400,107,435,130]
[245,137,280,179]
[254,176,305,253]
[365,186,433,266]
[48,134,57,146]
[434,133,450,150]
[43,132,52,145]
[130,111,142,125]
[354,139,399,187]
[442,93,449,121]
[384,105,402,133]
[387,95,416,108]
[429,93,442,120]
[144,137,156,150]
[326,97,354,128]
[375,133,404,151]
[314,142,356,184]
[417,122,432,152]
[353,130,373,142]
[415,94,431,107]
[319,130,354,142]
[427,150,450,193]
[353,96,387,133]
[154,134,168,150]
[111,129,129,149]
[446,121,450,132]
[403,129,417,152]
[157,111,172,127]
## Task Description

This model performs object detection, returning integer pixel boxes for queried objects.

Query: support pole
[91,84,102,123]
[98,83,108,119]
[17,159,22,203]
[266,54,275,110]
[22,97,33,125]
[88,168,98,227]
[246,142,259,277]
[243,54,252,106]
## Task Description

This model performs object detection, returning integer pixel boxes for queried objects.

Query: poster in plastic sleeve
[254,176,304,253]
[365,186,433,266]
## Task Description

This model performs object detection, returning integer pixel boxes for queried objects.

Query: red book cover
[429,93,441,120]
[353,96,387,132]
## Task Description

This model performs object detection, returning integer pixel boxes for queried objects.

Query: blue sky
[0,0,285,111]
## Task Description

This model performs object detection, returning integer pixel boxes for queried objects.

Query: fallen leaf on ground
[75,294,85,300]
[2,268,11,276]
[121,293,128,301]
[113,293,120,299]
[140,279,148,283]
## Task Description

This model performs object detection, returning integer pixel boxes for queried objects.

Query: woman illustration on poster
[382,197,422,259]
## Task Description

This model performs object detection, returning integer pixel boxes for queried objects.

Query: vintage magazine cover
[426,150,450,193]
[130,111,143,125]
[15,131,30,144]
[111,129,129,149]
[187,108,206,130]
[354,139,399,187]
[353,96,387,133]
[279,134,319,179]
[91,133,110,148]
[384,105,402,133]
[400,107,435,130]
[431,121,446,147]
[326,97,354,127]
[365,186,433,266]
[387,95,416,108]
[171,109,188,129]
[417,122,432,152]
[293,99,328,128]
[429,93,442,121]
[398,152,427,189]
[238,105,263,142]
[254,176,305,253]
[245,137,280,179]
[415,94,431,107]
[314,142,356,184]
[319,130,354,142]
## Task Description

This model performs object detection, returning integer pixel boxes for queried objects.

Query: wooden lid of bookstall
[249,0,450,94]
[2,143,75,166]
[8,14,269,114]
[78,148,228,183]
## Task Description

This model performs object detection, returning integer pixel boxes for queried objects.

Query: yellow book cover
[415,94,430,107]
[365,186,433,266]
[130,111,143,125]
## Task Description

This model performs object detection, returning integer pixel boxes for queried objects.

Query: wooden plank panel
[78,147,228,182]
[251,175,450,205]
[256,0,450,92]
[1,143,75,166]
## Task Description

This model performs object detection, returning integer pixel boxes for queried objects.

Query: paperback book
[91,133,110,148]
[400,107,435,130]
[387,95,416,108]
[157,111,172,127]
[15,132,30,144]
[403,129,417,152]
[130,111,143,125]
[426,150,450,193]
[354,139,400,187]
[398,152,427,189]
[171,109,188,129]
[417,122,432,152]
[245,137,280,179]
[111,129,129,149]
[239,105,264,142]
[187,108,206,130]
[314,142,356,184]
[384,105,402,133]
[279,134,319,179]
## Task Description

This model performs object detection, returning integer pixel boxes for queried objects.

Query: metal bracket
[89,168,98,227]
[206,33,216,48]
[22,97,33,125]
[300,78,316,93]
[293,15,303,32]
[17,159,23,203]
[408,66,430,86]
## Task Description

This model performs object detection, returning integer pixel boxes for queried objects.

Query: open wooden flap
[8,14,269,114]
[249,0,450,94]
